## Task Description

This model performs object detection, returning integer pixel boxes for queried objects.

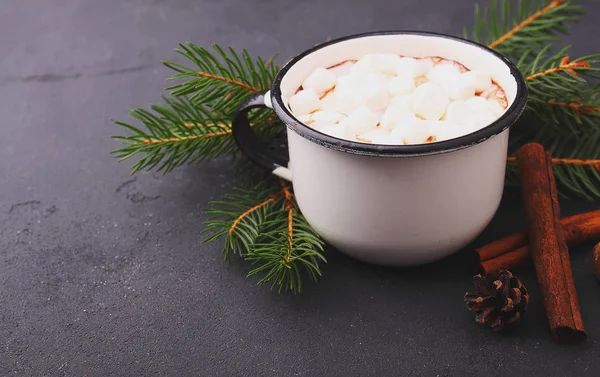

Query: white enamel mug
[232,31,528,266]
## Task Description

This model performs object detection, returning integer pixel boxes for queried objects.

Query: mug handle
[232,90,292,181]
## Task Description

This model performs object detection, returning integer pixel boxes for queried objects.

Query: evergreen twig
[506,130,600,199]
[509,46,600,141]
[464,0,582,57]
[111,96,278,174]
[163,43,278,115]
[203,179,325,293]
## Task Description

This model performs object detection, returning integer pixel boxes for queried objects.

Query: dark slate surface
[2,0,600,376]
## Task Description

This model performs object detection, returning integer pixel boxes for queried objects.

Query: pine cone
[464,270,528,331]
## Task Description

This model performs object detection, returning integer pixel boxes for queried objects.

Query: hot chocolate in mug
[232,31,528,265]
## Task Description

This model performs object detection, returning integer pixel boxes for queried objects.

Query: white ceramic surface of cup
[232,31,528,266]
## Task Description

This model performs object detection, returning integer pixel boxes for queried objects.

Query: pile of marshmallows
[288,53,507,145]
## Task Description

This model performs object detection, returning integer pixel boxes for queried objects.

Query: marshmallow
[320,92,338,111]
[351,53,402,76]
[344,106,380,135]
[335,74,356,92]
[360,128,392,144]
[440,75,476,101]
[426,63,461,85]
[487,98,506,118]
[296,114,311,124]
[380,54,403,74]
[427,120,465,141]
[328,61,355,77]
[350,55,375,75]
[334,76,363,115]
[388,74,416,96]
[386,132,406,145]
[311,110,345,123]
[389,94,414,110]
[302,67,337,94]
[462,70,493,93]
[288,89,321,115]
[465,111,497,132]
[416,58,434,77]
[358,72,392,88]
[319,123,349,139]
[395,57,420,78]
[372,110,385,120]
[358,73,390,111]
[391,118,432,144]
[380,105,417,131]
[465,96,492,113]
[310,120,333,130]
[463,96,497,131]
[444,100,473,125]
[412,82,450,120]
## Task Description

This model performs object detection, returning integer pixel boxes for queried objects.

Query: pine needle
[162,43,278,115]
[111,97,280,174]
[203,180,326,293]
[512,46,600,138]
[464,0,583,57]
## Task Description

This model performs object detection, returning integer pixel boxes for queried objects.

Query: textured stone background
[2,0,600,375]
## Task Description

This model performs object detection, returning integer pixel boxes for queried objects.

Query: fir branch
[546,100,600,116]
[519,45,600,86]
[163,43,278,115]
[203,180,326,293]
[465,0,582,57]
[196,71,260,92]
[228,193,283,237]
[204,181,282,260]
[488,0,567,49]
[111,44,283,175]
[111,96,239,173]
[507,156,600,166]
[512,47,600,137]
[540,95,600,134]
[506,130,600,199]
[246,210,325,294]
[280,179,297,262]
[111,95,279,174]
[140,131,231,145]
[544,131,600,199]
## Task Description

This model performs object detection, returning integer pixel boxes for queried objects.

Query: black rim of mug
[270,30,528,157]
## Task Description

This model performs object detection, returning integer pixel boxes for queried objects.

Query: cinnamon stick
[479,246,530,275]
[517,143,586,344]
[476,210,600,262]
[478,212,600,274]
[594,243,600,283]
[547,151,586,344]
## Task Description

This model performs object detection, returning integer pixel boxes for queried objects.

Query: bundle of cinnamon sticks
[476,210,600,275]
[475,143,595,344]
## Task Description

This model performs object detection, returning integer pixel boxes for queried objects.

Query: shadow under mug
[232,31,528,266]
